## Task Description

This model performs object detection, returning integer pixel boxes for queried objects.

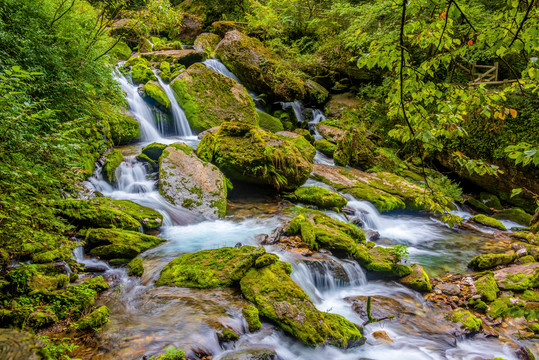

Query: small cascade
[202,59,240,83]
[115,73,165,143]
[280,101,304,122]
[155,74,193,137]
[73,245,110,272]
[309,109,325,140]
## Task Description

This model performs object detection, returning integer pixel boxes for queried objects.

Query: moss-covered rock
[90,197,163,229]
[159,142,228,218]
[125,55,151,68]
[109,113,140,145]
[215,30,307,102]
[56,198,141,230]
[468,253,517,270]
[465,197,494,215]
[111,40,132,61]
[127,257,144,277]
[487,298,510,319]
[102,149,123,184]
[305,79,329,105]
[140,50,207,67]
[212,21,246,36]
[475,273,499,302]
[450,309,481,332]
[86,228,165,260]
[470,214,507,230]
[142,142,167,161]
[131,63,157,84]
[143,82,171,109]
[314,139,336,157]
[353,245,413,278]
[156,246,266,288]
[398,264,432,292]
[193,33,221,53]
[240,262,364,348]
[257,110,284,133]
[197,122,315,191]
[136,153,158,172]
[493,263,539,291]
[170,63,257,132]
[75,305,110,331]
[139,37,153,53]
[334,127,377,169]
[493,208,532,226]
[480,192,503,210]
[242,304,262,331]
[285,186,347,210]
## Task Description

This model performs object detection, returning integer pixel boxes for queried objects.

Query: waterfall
[115,73,165,143]
[155,74,193,137]
[280,101,304,122]
[202,59,241,83]
[309,109,325,140]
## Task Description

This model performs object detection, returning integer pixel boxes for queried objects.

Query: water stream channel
[80,61,536,359]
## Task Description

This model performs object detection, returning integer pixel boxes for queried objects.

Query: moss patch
[242,304,262,331]
[75,305,110,331]
[102,149,123,184]
[257,110,284,133]
[86,228,165,260]
[314,139,336,157]
[144,82,171,109]
[127,257,144,277]
[90,197,163,229]
[131,63,157,84]
[450,309,481,332]
[142,142,167,161]
[468,253,517,270]
[475,273,499,302]
[470,214,507,230]
[285,186,347,210]
[109,114,140,145]
[493,208,532,226]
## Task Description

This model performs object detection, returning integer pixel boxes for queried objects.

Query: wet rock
[371,330,392,343]
[142,142,167,161]
[220,348,279,360]
[493,208,532,226]
[517,248,529,257]
[493,263,539,291]
[283,186,347,210]
[349,216,365,228]
[102,149,123,184]
[470,214,507,230]
[90,197,163,230]
[127,257,144,277]
[171,63,257,132]
[399,264,432,292]
[266,227,283,245]
[475,273,499,302]
[177,14,203,41]
[0,329,42,360]
[342,206,356,216]
[159,142,228,218]
[141,49,207,67]
[316,123,345,143]
[314,139,336,157]
[365,230,380,241]
[437,283,461,296]
[86,228,165,260]
[449,308,481,332]
[345,295,415,321]
[197,122,315,191]
[468,252,517,270]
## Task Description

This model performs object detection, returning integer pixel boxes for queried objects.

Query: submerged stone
[158,142,228,218]
[197,122,315,191]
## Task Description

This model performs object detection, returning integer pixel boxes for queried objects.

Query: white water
[155,74,193,137]
[280,101,304,122]
[115,73,165,143]
[309,109,325,140]
[202,59,241,83]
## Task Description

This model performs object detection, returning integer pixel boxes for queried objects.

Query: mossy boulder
[475,273,499,302]
[242,304,262,331]
[102,149,123,184]
[56,198,141,230]
[212,21,246,36]
[215,30,306,101]
[75,305,110,331]
[193,33,221,53]
[465,197,493,215]
[468,252,517,270]
[170,62,257,132]
[125,55,151,68]
[398,264,432,292]
[334,127,377,169]
[311,164,429,212]
[127,257,144,277]
[470,214,507,230]
[305,79,329,105]
[86,228,165,260]
[143,82,170,109]
[257,110,283,133]
[197,122,315,191]
[142,142,167,161]
[240,262,364,348]
[156,246,266,288]
[316,123,346,143]
[449,309,481,332]
[131,63,157,84]
[158,143,228,218]
[314,139,336,157]
[353,245,413,278]
[139,37,153,53]
[109,113,140,145]
[90,197,163,229]
[493,208,532,226]
[493,263,539,291]
[136,153,158,172]
[140,50,207,67]
[285,186,347,210]
[110,40,132,60]
[480,192,503,210]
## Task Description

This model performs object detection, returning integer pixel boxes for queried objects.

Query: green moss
[399,264,432,292]
[242,304,262,331]
[171,63,258,132]
[142,142,167,161]
[521,290,539,302]
[86,228,165,260]
[286,186,347,210]
[218,328,239,342]
[488,298,509,319]
[314,139,336,157]
[257,110,284,133]
[194,33,221,53]
[136,153,158,172]
[450,309,481,332]
[144,82,171,109]
[81,276,109,292]
[109,114,140,145]
[470,214,507,230]
[465,197,494,214]
[342,185,405,212]
[500,269,539,291]
[254,253,279,268]
[90,197,163,229]
[56,198,141,230]
[127,257,144,277]
[139,37,153,53]
[110,40,132,61]
[469,298,488,312]
[125,56,150,67]
[75,305,110,331]
[156,246,266,288]
[240,263,364,347]
[131,63,157,84]
[480,192,503,210]
[475,273,499,302]
[468,253,517,270]
[102,149,123,184]
[493,208,532,226]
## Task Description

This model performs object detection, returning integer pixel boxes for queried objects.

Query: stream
[80,62,537,359]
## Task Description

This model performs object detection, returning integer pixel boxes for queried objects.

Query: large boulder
[140,49,207,67]
[109,113,140,145]
[215,31,307,102]
[102,149,123,185]
[171,63,258,132]
[143,82,170,110]
[176,14,203,41]
[194,33,221,53]
[197,122,315,191]
[159,142,228,218]
[86,228,165,260]
[90,197,163,229]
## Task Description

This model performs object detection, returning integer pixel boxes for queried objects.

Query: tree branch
[509,0,535,47]
[50,0,76,30]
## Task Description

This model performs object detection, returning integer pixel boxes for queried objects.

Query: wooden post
[494,62,499,82]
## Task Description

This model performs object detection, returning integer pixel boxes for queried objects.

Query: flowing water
[80,65,537,359]
[155,74,193,137]
[280,101,304,122]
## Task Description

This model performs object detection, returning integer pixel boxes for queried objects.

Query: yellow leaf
[509,108,517,118]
